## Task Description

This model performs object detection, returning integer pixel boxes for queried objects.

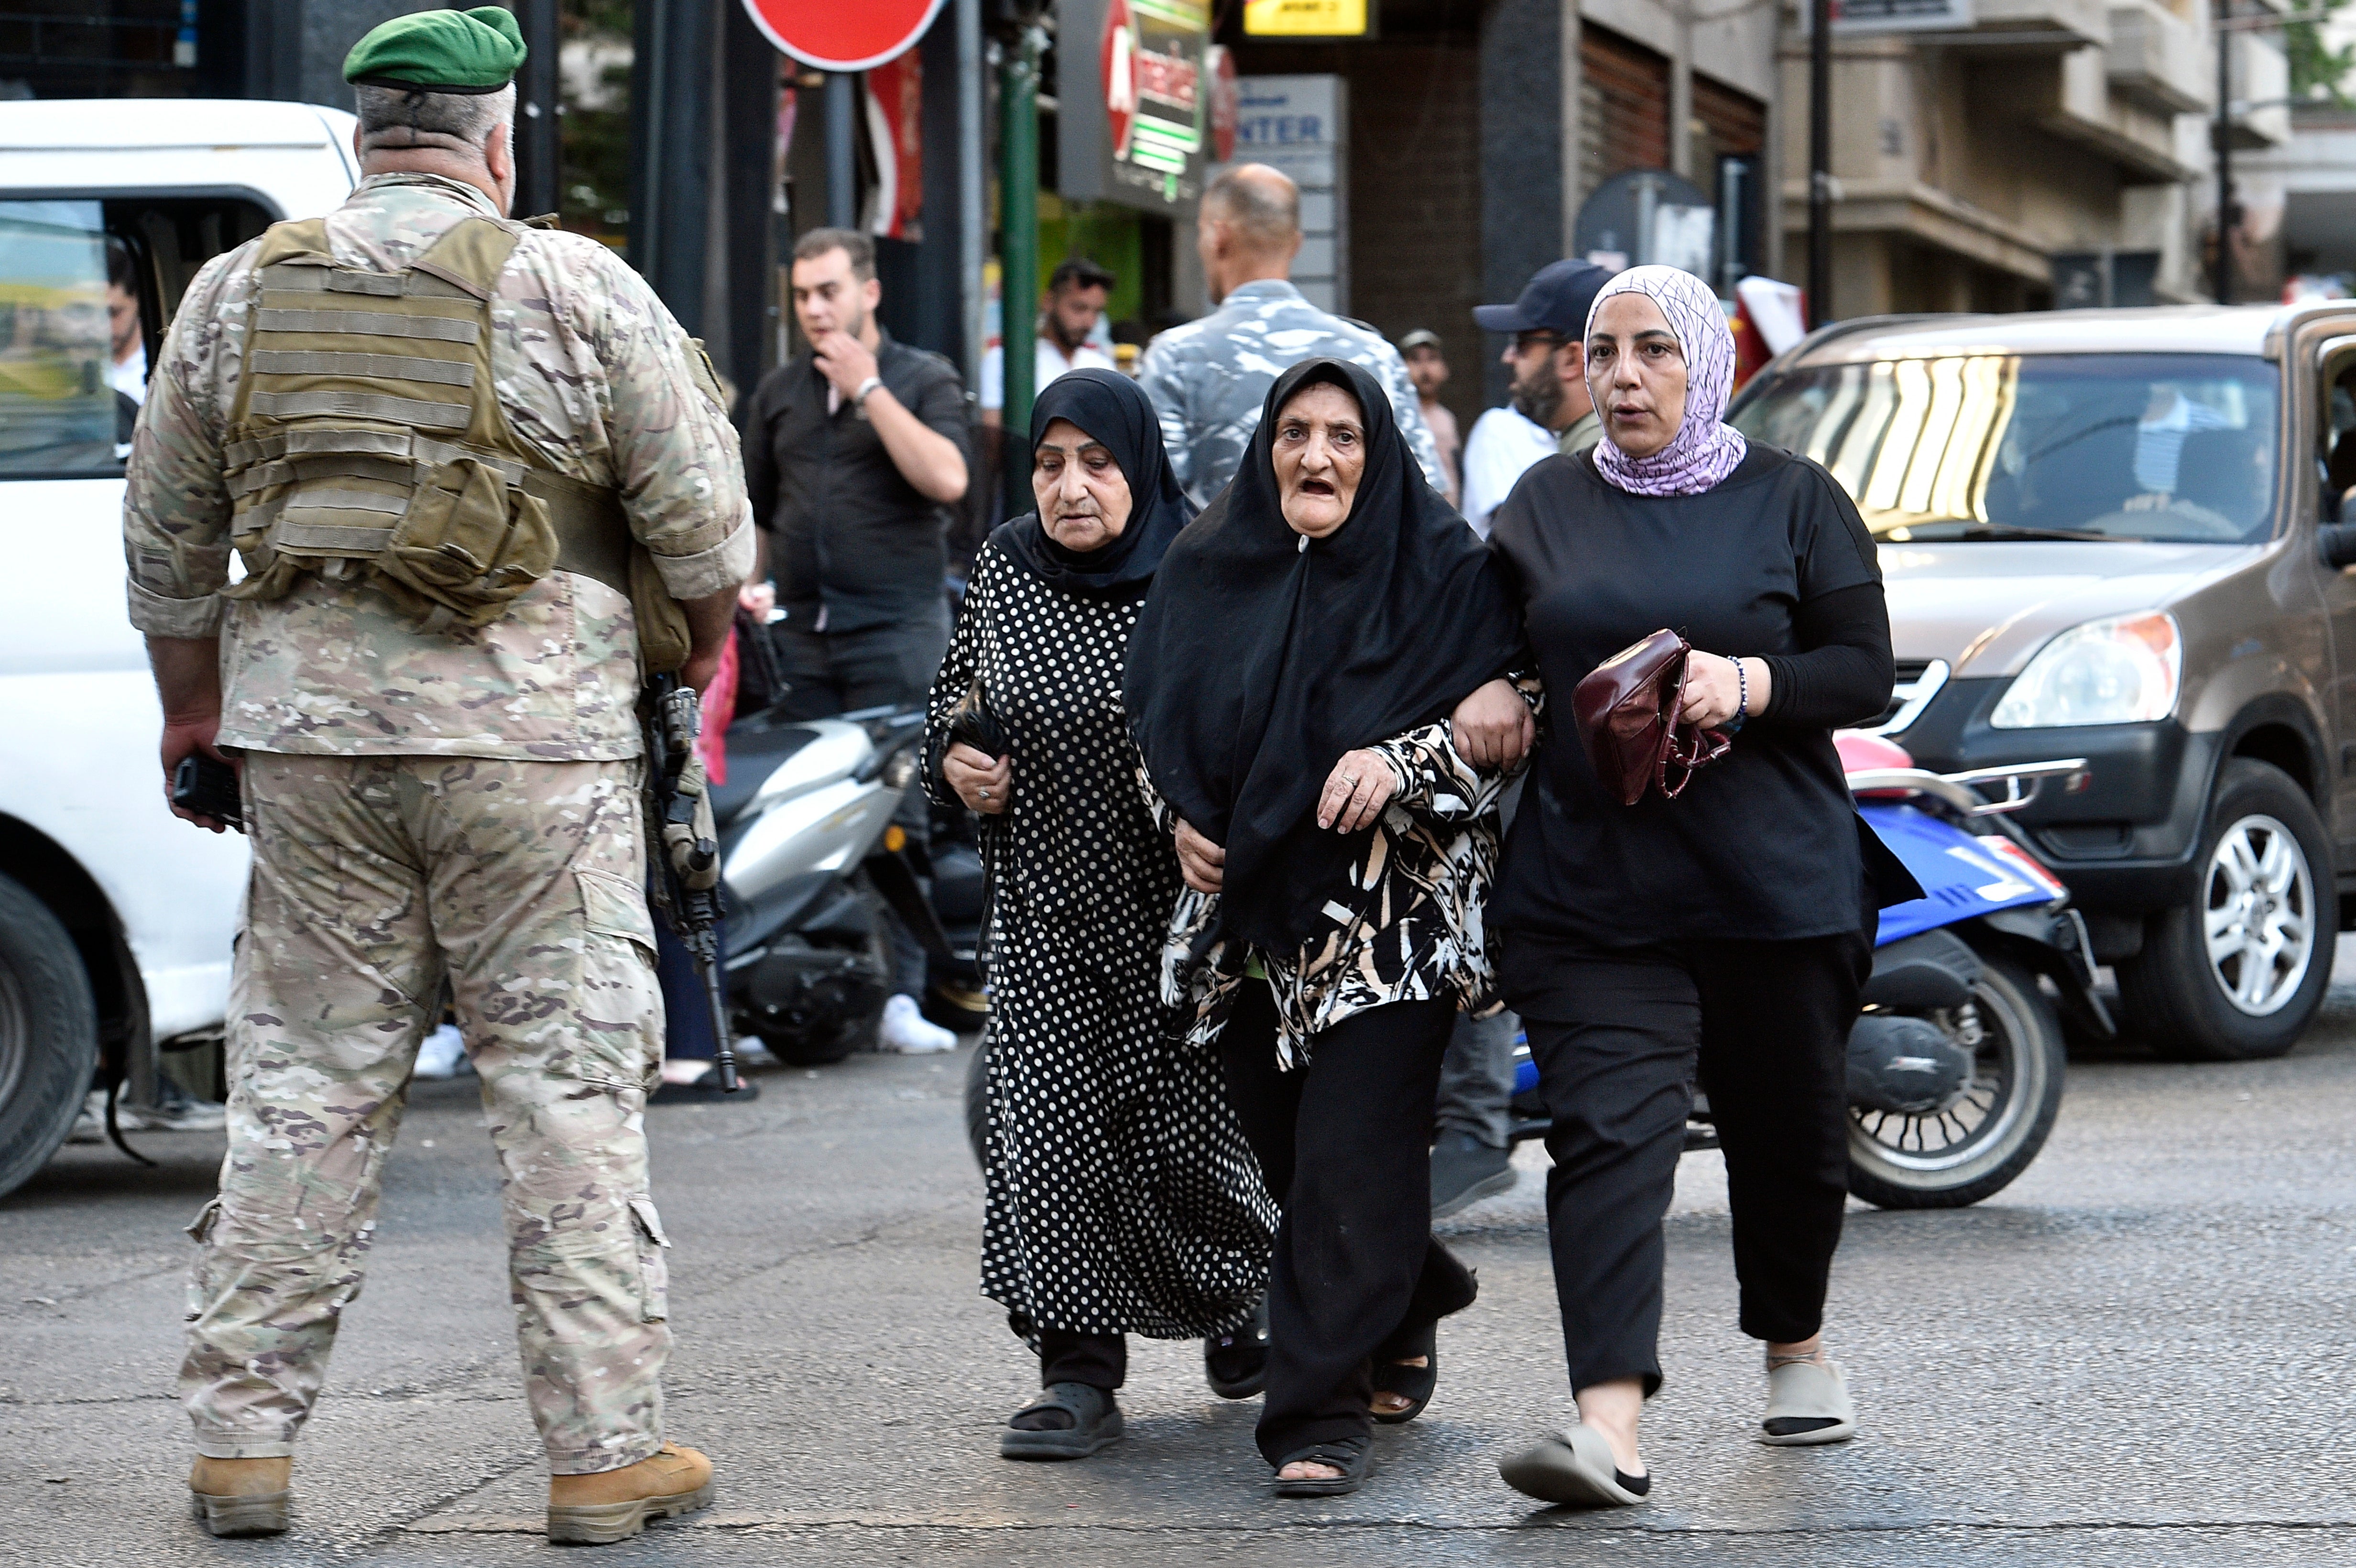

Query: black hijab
[988,368,1193,595]
[1124,358,1523,951]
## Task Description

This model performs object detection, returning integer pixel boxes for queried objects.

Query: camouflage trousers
[179,752,672,1475]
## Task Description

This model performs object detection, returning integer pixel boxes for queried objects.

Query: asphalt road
[7,949,2356,1568]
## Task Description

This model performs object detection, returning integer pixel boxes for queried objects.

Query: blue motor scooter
[1508,733,2105,1209]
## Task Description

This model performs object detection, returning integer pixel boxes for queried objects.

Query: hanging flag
[863,54,926,240]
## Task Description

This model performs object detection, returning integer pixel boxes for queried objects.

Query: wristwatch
[851,375,884,407]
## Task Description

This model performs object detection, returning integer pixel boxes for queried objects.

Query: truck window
[0,199,116,478]
[2321,350,2356,517]
[1733,352,2280,546]
[0,193,273,480]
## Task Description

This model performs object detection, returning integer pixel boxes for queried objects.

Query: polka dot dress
[926,542,1276,1342]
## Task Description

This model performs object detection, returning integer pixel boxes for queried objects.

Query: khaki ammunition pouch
[221,215,692,669]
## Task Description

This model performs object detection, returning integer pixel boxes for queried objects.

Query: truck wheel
[0,873,100,1200]
[1846,952,2065,1209]
[2116,759,2332,1061]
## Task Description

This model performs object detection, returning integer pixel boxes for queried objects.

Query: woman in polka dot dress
[924,370,1277,1461]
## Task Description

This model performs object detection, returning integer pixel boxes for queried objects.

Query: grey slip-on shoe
[1760,1358,1857,1446]
[1498,1423,1652,1508]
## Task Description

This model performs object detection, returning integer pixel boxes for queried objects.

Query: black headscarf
[988,368,1193,595]
[1124,358,1523,951]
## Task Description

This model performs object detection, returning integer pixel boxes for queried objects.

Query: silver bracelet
[1733,659,1749,728]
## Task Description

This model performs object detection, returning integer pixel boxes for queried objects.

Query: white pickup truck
[0,100,357,1197]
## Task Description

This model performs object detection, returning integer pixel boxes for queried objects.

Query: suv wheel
[2116,759,2333,1061]
[0,872,100,1198]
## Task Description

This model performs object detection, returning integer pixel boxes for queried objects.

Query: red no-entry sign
[740,0,946,72]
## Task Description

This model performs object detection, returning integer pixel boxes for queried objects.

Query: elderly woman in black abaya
[925,369,1276,1461]
[1125,359,1532,1497]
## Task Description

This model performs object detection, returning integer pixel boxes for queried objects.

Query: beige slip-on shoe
[1498,1423,1652,1507]
[189,1455,292,1537]
[1760,1358,1857,1446]
[546,1442,714,1546]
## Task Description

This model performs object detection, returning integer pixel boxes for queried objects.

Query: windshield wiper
[1891,523,2129,544]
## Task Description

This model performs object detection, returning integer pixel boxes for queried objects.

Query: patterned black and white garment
[1143,675,1544,1067]
[924,540,1276,1344]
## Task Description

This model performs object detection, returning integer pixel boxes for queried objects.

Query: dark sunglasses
[1513,330,1564,355]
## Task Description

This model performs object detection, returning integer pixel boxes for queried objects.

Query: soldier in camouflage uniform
[122,9,751,1546]
[1139,163,1445,509]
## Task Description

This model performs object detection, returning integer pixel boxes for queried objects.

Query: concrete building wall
[1778,5,2287,317]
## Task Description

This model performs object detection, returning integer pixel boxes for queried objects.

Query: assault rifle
[643,671,738,1093]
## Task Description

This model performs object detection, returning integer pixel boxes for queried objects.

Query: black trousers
[1218,984,1478,1464]
[772,603,952,722]
[774,605,951,995]
[1500,920,1872,1397]
[1037,1329,1125,1391]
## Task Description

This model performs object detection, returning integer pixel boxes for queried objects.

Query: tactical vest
[220,214,691,670]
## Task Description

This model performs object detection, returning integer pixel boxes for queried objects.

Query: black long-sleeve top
[1486,442,1894,944]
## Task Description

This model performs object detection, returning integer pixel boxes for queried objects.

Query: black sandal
[1371,1354,1438,1424]
[1000,1381,1123,1460]
[1272,1436,1376,1498]
[1203,1296,1269,1400]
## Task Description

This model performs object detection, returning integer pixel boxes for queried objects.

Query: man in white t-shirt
[1432,256,1618,1223]
[1458,259,1615,538]
[980,256,1118,426]
[106,240,147,406]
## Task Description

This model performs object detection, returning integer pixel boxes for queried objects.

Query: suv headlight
[1990,611,2181,729]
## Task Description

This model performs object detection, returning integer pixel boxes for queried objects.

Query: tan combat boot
[189,1455,292,1537]
[546,1443,713,1546]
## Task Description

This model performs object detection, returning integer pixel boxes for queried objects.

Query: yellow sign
[1243,0,1368,37]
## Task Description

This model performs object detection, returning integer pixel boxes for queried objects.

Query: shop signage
[740,0,945,72]
[1243,0,1369,36]
[1059,0,1213,214]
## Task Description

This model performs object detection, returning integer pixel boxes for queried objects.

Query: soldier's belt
[225,429,629,598]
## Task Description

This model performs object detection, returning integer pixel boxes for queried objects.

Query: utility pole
[513,0,560,220]
[628,0,712,334]
[1000,24,1042,445]
[2214,0,2236,305]
[825,71,859,231]
[1808,0,1832,328]
[958,0,985,384]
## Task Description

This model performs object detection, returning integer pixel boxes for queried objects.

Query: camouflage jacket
[123,173,754,761]
[1137,280,1445,509]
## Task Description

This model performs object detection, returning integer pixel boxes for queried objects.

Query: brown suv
[1730,304,2356,1061]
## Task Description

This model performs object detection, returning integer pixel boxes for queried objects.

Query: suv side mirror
[2321,523,2356,570]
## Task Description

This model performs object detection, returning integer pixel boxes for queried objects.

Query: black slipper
[1204,1297,1269,1400]
[1371,1350,1438,1425]
[1272,1436,1375,1498]
[1000,1381,1123,1460]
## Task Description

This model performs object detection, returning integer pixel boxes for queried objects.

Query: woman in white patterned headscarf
[1481,263,1916,1509]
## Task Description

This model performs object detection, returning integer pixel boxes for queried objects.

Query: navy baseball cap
[1473,260,1617,338]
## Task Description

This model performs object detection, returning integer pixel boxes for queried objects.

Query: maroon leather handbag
[1571,629,1734,805]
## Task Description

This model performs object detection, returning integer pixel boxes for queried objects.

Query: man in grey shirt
[1140,164,1444,507]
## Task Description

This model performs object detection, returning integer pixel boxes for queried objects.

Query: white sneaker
[413,1023,469,1080]
[877,994,957,1055]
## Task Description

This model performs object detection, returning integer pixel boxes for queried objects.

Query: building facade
[1782,0,2290,313]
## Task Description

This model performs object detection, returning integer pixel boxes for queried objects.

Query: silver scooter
[713,705,967,1065]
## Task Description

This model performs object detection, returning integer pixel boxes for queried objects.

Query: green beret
[344,7,526,95]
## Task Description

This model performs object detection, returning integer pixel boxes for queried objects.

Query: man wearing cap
[125,7,749,1544]
[1429,258,1614,1220]
[1399,328,1460,507]
[1458,260,1615,538]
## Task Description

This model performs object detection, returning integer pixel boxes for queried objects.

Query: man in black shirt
[742,228,971,1053]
